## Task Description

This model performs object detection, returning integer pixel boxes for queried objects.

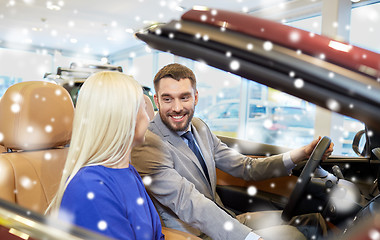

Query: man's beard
[159,109,194,132]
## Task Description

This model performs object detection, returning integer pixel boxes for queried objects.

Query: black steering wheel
[281,136,331,221]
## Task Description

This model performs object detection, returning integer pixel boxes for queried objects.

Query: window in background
[194,63,241,138]
[0,75,23,98]
[130,54,154,89]
[351,2,380,53]
[193,63,315,149]
[158,52,175,74]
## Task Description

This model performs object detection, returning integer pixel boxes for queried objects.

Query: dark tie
[182,131,210,183]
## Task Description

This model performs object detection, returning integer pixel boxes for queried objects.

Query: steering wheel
[281,136,331,221]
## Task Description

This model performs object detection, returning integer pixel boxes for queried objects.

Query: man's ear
[154,94,159,109]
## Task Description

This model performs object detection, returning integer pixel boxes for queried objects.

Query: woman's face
[133,96,150,146]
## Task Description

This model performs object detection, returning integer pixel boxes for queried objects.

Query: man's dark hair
[153,63,196,92]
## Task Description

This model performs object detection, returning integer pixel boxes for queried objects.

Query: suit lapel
[191,119,216,193]
[150,115,213,193]
[150,115,205,175]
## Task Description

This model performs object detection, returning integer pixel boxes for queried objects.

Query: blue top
[59,165,164,240]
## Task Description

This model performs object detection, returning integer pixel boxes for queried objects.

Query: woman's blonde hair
[47,71,143,215]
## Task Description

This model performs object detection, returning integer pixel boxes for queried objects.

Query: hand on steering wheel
[281,136,332,221]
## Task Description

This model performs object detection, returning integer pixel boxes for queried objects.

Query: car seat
[0,81,74,214]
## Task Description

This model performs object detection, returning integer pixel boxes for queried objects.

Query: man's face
[154,77,198,132]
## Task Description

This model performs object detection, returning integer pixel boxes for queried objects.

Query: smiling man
[132,63,332,240]
[155,73,197,132]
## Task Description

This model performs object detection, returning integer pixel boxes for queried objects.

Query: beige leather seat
[0,145,6,153]
[0,81,74,214]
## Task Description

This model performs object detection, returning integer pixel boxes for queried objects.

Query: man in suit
[132,63,333,240]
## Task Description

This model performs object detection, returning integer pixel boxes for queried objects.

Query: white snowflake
[263,119,273,129]
[137,197,144,205]
[369,229,380,240]
[155,29,162,35]
[97,220,108,231]
[174,23,181,29]
[11,92,22,103]
[294,78,304,89]
[44,152,52,160]
[20,176,33,189]
[87,192,95,200]
[223,221,234,231]
[326,99,340,111]
[229,60,240,71]
[45,125,53,133]
[263,41,273,51]
[11,103,20,113]
[289,31,301,43]
[247,186,257,196]
[246,43,254,50]
[142,176,152,186]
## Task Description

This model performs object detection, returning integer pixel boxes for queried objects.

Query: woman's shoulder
[67,165,115,190]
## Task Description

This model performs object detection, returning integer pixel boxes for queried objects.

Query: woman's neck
[108,150,131,169]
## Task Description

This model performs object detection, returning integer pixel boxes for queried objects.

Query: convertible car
[0,6,380,240]
[135,7,380,240]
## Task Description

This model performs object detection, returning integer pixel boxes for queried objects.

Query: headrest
[0,81,74,151]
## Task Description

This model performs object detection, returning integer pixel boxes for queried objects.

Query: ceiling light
[46,1,61,11]
[7,0,16,7]
[23,0,34,4]
[32,27,43,32]
[193,6,209,11]
[351,0,360,2]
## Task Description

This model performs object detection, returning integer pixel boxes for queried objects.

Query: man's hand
[290,136,334,164]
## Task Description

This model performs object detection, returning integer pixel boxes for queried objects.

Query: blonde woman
[47,71,164,240]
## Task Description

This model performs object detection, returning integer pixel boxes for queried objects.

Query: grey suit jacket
[131,114,289,240]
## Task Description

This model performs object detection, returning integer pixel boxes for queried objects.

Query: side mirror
[352,130,370,157]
